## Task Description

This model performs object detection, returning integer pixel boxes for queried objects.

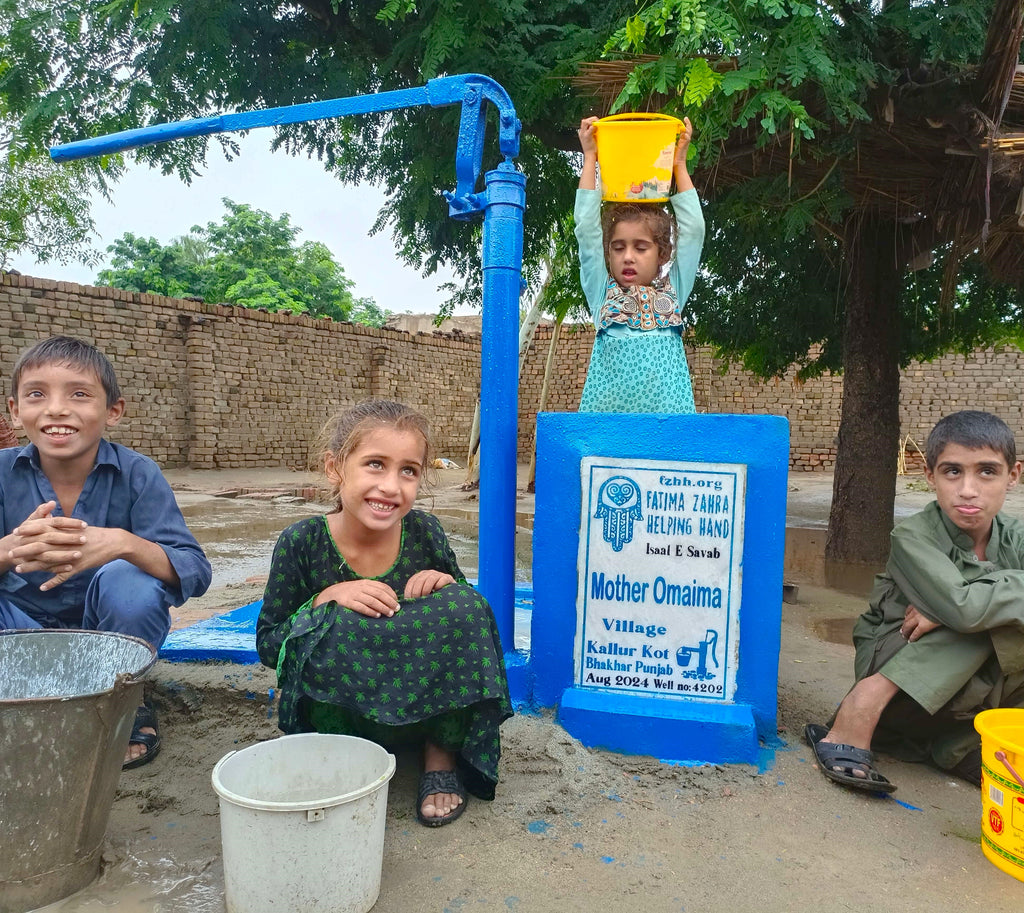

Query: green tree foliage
[1,11,108,267]
[0,0,627,310]
[97,233,199,298]
[351,296,392,328]
[96,198,383,322]
[0,149,98,269]
[604,0,1021,373]
[1,100,98,267]
[602,0,1024,563]
[692,197,1024,382]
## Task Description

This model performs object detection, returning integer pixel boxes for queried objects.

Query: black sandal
[416,769,467,827]
[122,704,161,771]
[805,722,896,794]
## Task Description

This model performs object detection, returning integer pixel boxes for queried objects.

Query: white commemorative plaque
[574,457,745,701]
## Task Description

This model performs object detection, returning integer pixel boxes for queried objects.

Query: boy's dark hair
[601,202,674,269]
[925,410,1017,469]
[10,336,122,407]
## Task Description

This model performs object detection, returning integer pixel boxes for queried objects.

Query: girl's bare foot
[418,741,465,824]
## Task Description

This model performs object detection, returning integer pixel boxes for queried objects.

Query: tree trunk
[462,258,551,492]
[825,215,905,566]
[461,399,481,491]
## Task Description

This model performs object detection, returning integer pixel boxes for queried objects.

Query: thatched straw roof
[573,0,1024,287]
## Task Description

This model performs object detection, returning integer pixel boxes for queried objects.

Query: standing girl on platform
[575,115,705,413]
[256,400,511,827]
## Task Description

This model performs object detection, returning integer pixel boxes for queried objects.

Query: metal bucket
[0,629,156,913]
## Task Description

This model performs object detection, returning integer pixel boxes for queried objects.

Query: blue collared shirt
[0,440,211,625]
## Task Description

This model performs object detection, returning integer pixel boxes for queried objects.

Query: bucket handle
[995,750,1024,788]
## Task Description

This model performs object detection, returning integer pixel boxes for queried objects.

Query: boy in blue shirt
[0,336,212,769]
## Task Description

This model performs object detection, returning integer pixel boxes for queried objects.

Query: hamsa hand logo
[595,476,643,552]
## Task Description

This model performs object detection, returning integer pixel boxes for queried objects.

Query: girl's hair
[601,202,675,269]
[314,400,435,509]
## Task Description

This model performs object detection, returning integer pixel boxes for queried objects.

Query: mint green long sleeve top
[574,187,705,333]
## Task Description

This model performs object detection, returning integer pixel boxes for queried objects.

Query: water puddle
[442,527,534,584]
[812,616,856,646]
[177,499,534,591]
[37,846,222,912]
[429,506,534,529]
[181,499,325,589]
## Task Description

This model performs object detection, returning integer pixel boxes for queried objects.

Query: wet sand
[32,467,1024,911]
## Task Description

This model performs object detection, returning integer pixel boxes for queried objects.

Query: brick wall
[690,343,847,471]
[517,323,592,455]
[5,272,1024,470]
[2,274,480,468]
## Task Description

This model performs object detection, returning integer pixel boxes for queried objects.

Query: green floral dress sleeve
[408,510,466,582]
[256,517,323,669]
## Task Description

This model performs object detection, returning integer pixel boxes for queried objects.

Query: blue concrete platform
[160,599,266,665]
[530,413,788,767]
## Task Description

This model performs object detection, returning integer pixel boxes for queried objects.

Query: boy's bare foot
[806,673,899,792]
[122,705,161,770]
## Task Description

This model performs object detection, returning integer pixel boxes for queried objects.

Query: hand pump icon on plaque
[676,629,719,681]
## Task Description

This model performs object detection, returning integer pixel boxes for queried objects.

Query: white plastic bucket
[211,733,396,913]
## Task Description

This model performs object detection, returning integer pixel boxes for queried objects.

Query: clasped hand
[315,570,457,618]
[3,501,122,591]
[901,604,942,641]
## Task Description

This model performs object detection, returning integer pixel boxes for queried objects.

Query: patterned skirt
[276,582,511,799]
[579,331,696,414]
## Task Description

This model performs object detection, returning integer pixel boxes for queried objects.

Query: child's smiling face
[607,218,667,287]
[8,361,124,472]
[327,427,426,535]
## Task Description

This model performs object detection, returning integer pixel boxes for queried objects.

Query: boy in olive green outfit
[807,411,1024,792]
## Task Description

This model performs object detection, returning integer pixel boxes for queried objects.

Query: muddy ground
[36,468,1024,911]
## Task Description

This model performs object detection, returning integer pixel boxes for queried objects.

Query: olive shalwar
[854,501,1024,769]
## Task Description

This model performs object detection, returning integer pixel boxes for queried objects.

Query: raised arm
[578,117,598,191]
[673,117,695,194]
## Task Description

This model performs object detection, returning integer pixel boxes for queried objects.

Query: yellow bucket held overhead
[595,113,684,203]
[975,708,1024,883]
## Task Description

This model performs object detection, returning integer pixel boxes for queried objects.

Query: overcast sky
[9,133,463,315]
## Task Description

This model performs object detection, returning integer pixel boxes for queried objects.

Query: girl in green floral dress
[256,400,511,827]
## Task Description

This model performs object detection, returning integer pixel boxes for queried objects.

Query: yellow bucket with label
[975,708,1024,882]
[595,113,684,203]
